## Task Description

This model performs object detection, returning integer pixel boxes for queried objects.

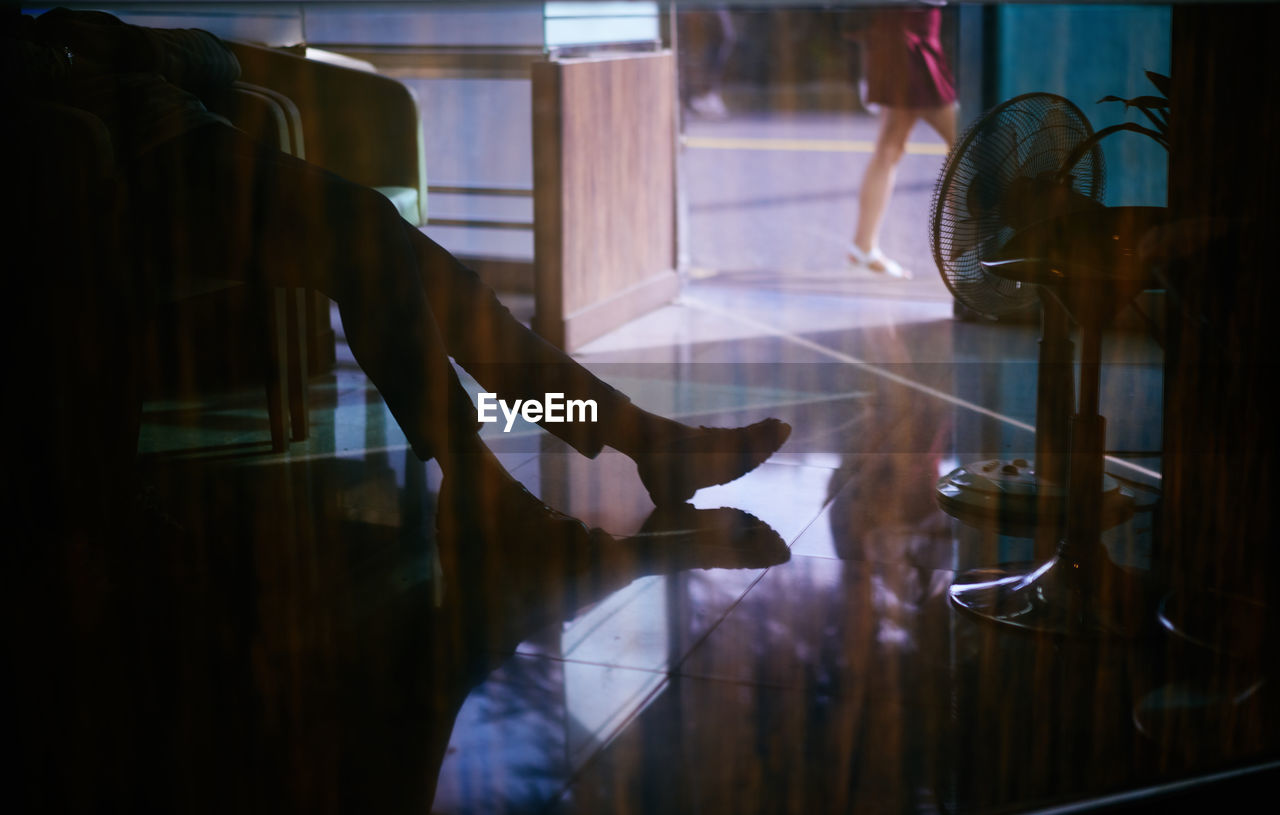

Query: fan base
[936,458,1131,535]
[950,555,1146,637]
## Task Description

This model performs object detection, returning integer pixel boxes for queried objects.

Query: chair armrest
[233,81,305,159]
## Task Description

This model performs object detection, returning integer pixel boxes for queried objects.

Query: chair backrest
[234,82,306,158]
[226,40,427,224]
[205,81,303,158]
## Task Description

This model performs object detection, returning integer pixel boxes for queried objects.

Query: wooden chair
[226,41,429,376]
[202,81,312,448]
[13,91,311,455]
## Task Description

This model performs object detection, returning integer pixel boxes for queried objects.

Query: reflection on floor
[69,278,1276,812]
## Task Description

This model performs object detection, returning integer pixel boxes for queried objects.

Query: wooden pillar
[532,52,680,351]
[1161,3,1280,689]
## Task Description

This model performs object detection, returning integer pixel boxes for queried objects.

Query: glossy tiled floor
[117,264,1278,814]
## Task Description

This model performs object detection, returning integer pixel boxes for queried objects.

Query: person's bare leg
[853,107,920,257]
[921,103,957,147]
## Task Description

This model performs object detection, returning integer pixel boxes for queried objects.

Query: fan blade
[931,93,1103,317]
[1021,105,1077,179]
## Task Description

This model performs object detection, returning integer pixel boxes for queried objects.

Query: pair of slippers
[847,244,912,280]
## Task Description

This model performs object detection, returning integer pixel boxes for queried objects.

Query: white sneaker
[847,244,911,279]
[689,91,729,119]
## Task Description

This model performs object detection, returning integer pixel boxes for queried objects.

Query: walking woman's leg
[921,103,957,147]
[853,107,920,256]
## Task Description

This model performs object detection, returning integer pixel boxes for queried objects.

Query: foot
[689,90,729,119]
[847,243,912,279]
[633,418,792,507]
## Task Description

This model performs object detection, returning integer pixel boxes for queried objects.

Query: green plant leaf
[1146,71,1171,97]
[1121,95,1170,110]
[1097,94,1168,110]
[1094,72,1173,151]
[1135,106,1169,138]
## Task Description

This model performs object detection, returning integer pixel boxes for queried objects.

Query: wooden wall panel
[1160,5,1280,691]
[532,52,679,351]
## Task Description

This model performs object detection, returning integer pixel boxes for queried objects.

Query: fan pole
[1062,322,1105,572]
[1052,320,1141,635]
[1035,297,1074,487]
[1032,293,1074,559]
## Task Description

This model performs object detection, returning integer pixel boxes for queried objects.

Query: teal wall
[995,4,1170,207]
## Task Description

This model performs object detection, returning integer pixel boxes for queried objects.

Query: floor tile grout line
[545,563,782,811]
[548,648,854,811]
[548,534,884,803]
[779,485,843,555]
[664,567,775,680]
[502,649,673,677]
[546,675,674,814]
[680,294,1163,482]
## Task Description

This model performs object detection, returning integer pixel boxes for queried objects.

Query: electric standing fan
[931,93,1128,532]
[931,92,1167,634]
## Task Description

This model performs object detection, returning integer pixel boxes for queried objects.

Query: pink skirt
[863,8,957,109]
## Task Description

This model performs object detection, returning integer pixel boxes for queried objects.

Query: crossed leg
[129,124,789,506]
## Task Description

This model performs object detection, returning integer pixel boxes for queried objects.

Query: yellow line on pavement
[682,135,949,156]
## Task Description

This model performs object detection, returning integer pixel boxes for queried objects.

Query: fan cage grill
[930,93,1105,318]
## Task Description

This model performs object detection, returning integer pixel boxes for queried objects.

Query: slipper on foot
[847,244,912,279]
